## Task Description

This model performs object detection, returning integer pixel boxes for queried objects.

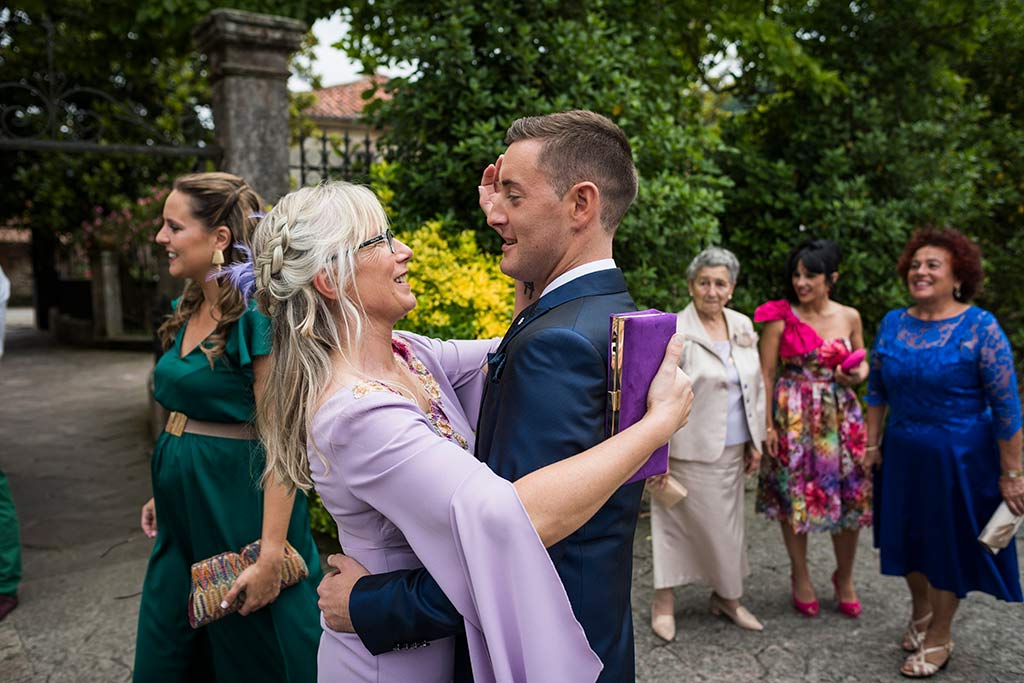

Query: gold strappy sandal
[900,641,953,678]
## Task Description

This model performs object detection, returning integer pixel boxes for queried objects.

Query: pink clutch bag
[840,348,866,372]
[607,309,678,484]
[818,342,866,372]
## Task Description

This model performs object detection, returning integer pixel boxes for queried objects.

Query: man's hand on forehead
[478,154,505,218]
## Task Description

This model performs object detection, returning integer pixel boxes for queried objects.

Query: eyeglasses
[357,228,396,254]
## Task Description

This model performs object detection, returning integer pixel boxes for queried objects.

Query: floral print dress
[754,301,872,534]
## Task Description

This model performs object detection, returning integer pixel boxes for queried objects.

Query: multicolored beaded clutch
[187,540,309,628]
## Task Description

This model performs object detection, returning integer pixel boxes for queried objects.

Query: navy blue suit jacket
[349,269,643,682]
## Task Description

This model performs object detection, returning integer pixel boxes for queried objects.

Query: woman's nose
[394,238,413,261]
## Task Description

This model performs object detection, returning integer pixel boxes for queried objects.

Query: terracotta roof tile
[305,75,391,121]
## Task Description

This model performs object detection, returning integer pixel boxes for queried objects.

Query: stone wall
[0,229,33,306]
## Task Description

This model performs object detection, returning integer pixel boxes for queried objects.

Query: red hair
[896,226,984,302]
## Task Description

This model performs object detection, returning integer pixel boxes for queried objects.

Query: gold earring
[212,249,225,272]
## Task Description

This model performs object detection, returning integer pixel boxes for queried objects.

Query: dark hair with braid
[157,172,265,366]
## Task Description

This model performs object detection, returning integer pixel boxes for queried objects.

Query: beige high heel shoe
[709,592,764,632]
[651,591,676,642]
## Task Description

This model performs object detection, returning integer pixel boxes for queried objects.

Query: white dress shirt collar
[540,259,617,298]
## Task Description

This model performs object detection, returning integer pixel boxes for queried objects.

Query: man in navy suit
[319,110,643,681]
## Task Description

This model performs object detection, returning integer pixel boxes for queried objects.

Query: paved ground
[1,310,156,682]
[1,307,1022,682]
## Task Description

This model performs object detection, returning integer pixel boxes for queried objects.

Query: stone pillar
[100,251,123,338]
[89,250,123,339]
[194,10,306,203]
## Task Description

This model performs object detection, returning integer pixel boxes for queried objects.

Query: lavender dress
[309,332,602,683]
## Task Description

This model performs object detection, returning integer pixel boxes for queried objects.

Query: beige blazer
[669,303,767,463]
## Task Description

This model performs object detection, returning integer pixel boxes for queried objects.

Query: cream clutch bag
[648,476,688,508]
[978,502,1024,554]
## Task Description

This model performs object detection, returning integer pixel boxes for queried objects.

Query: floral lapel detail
[351,338,469,451]
[732,328,758,348]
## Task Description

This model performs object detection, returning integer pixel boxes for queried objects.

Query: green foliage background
[4,1,1023,535]
[340,0,1024,365]
[0,1,332,254]
[6,0,1019,350]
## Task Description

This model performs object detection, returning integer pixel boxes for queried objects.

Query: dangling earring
[211,249,225,273]
[953,284,961,300]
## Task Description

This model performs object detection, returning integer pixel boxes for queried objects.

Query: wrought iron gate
[291,130,378,186]
[0,14,219,162]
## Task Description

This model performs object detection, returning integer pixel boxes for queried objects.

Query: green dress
[0,463,20,598]
[133,303,322,683]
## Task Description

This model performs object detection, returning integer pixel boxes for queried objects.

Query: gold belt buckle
[166,411,188,437]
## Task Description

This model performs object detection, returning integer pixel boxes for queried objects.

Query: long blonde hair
[157,172,264,366]
[251,182,388,492]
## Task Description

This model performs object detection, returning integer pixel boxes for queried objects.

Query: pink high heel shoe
[790,575,819,617]
[832,570,862,618]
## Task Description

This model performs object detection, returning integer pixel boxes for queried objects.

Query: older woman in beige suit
[649,247,767,641]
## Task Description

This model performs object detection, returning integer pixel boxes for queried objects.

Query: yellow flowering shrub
[370,162,513,337]
[396,219,513,340]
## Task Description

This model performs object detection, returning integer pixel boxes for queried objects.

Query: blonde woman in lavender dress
[240,182,694,683]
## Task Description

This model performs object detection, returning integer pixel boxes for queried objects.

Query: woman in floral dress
[755,239,872,618]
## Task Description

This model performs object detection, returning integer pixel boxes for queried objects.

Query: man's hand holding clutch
[646,334,695,435]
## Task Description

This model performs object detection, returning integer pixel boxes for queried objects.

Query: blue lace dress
[867,307,1022,601]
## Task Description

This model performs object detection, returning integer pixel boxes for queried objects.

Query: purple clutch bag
[607,309,678,484]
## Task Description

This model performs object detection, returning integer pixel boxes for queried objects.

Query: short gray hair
[686,246,741,283]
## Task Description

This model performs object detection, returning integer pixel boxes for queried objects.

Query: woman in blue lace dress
[865,227,1024,679]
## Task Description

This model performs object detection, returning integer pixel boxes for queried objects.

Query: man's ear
[313,271,339,300]
[568,181,601,229]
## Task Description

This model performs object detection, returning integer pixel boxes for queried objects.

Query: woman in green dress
[133,172,322,682]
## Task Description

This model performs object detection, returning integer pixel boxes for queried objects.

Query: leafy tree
[1,0,337,231]
[959,0,1024,360]
[6,0,1021,367]
[1,3,214,230]
[1,0,335,322]
[717,1,1024,370]
[340,0,1023,372]
[339,0,728,309]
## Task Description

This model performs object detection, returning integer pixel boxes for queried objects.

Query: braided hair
[249,182,388,491]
